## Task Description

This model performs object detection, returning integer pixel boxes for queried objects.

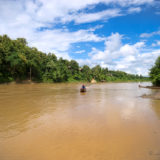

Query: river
[0,82,160,160]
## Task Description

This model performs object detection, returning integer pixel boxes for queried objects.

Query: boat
[80,88,87,92]
[139,85,160,89]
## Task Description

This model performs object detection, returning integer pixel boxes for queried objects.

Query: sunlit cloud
[128,7,142,14]
[140,30,160,38]
[77,33,159,75]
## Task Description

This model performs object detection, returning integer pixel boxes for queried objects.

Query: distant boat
[80,88,87,92]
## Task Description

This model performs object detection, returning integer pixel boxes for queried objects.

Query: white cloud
[76,58,94,67]
[134,41,145,48]
[28,28,105,57]
[105,33,122,52]
[83,33,159,75]
[128,7,141,13]
[0,0,155,26]
[120,44,138,55]
[140,30,160,38]
[112,0,154,6]
[61,9,122,24]
[152,40,160,47]
[88,25,104,31]
[75,50,86,54]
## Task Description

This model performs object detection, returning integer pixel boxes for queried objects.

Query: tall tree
[150,56,160,86]
[81,65,92,82]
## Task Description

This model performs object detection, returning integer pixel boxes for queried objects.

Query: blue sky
[0,0,160,75]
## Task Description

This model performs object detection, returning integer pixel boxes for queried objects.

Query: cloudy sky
[0,0,160,75]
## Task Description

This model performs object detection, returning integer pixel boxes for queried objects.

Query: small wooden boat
[139,85,160,89]
[80,88,87,92]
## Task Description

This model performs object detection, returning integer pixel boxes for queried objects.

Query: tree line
[0,35,148,83]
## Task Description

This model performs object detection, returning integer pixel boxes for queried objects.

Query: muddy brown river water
[0,82,160,160]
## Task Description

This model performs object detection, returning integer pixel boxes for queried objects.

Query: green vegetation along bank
[0,35,149,83]
[150,56,160,86]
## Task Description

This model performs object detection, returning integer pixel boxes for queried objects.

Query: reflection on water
[0,82,160,160]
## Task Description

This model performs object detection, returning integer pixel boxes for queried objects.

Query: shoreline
[0,80,151,85]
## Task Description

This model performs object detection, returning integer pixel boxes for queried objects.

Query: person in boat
[82,84,86,89]
[80,84,86,92]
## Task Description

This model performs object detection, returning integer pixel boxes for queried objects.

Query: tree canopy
[150,56,160,86]
[0,35,148,83]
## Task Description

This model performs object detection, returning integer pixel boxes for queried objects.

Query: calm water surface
[0,82,160,160]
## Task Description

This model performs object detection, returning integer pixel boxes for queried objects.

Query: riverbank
[0,79,150,85]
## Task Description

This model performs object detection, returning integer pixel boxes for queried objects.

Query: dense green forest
[0,35,148,83]
[150,56,160,86]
